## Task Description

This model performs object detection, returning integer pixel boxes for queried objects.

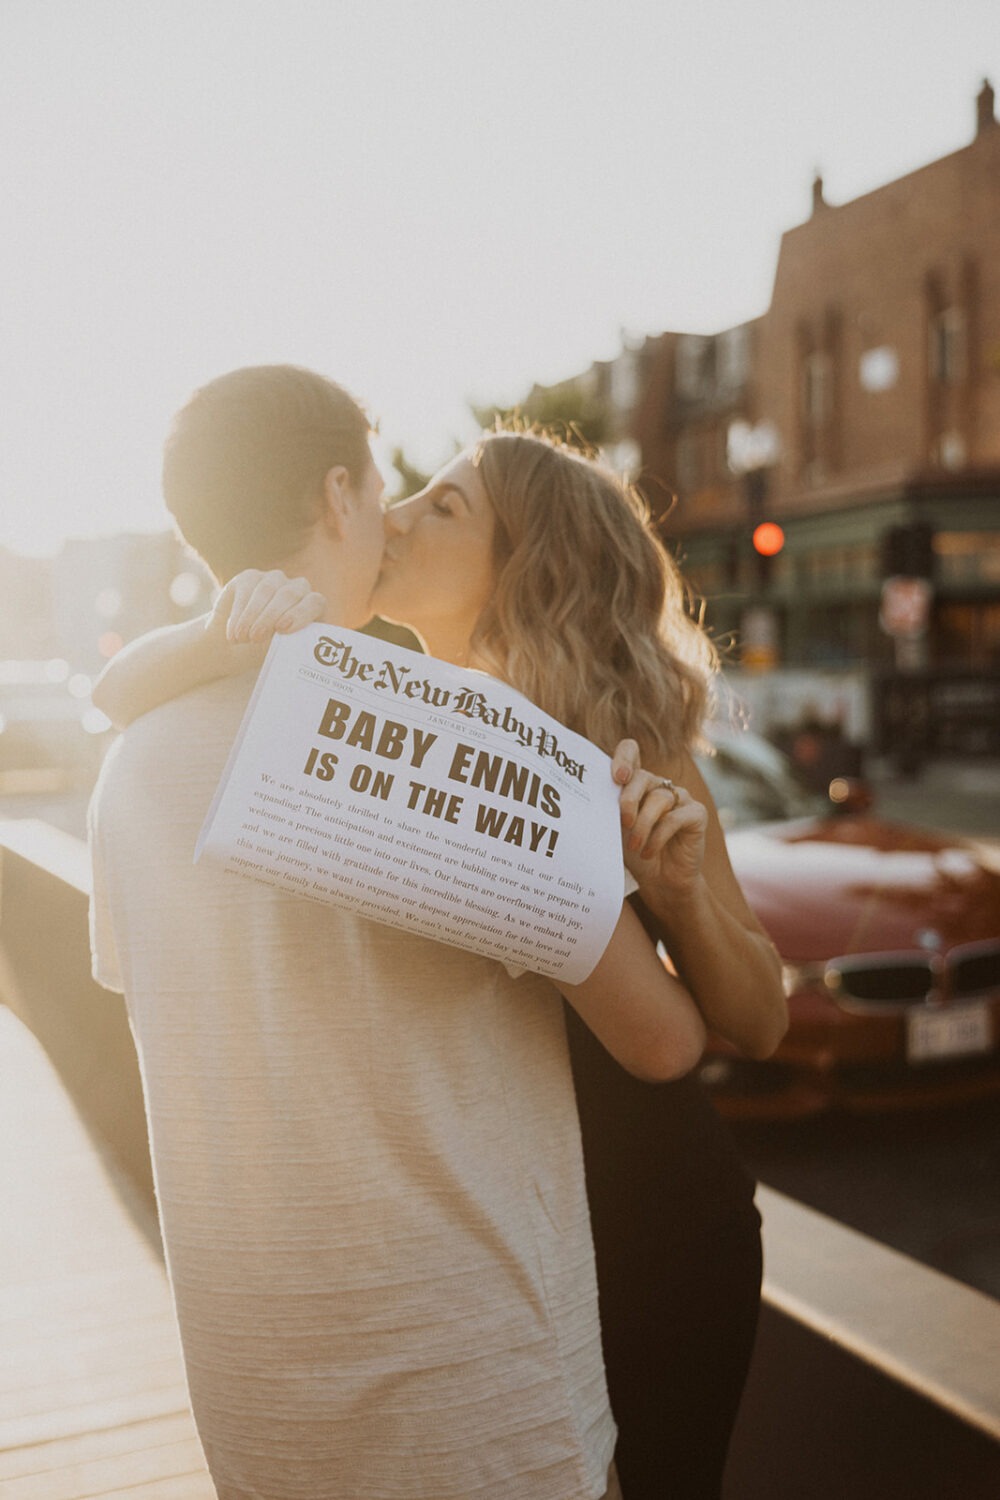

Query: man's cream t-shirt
[89,674,616,1500]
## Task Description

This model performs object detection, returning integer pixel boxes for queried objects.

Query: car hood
[726,815,1000,961]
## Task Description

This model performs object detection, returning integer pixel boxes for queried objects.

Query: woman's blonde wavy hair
[467,428,718,766]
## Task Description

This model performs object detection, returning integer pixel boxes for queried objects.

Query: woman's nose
[384,495,421,535]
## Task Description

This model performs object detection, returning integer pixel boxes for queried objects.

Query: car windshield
[696,730,825,830]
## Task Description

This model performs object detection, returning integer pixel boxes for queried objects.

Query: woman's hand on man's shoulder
[210,569,328,647]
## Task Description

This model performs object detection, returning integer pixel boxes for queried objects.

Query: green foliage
[471,381,609,451]
[390,378,612,502]
[388,446,432,500]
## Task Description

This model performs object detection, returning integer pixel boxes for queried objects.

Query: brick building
[618,80,1000,752]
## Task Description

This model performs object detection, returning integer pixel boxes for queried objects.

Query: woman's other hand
[611,739,708,896]
[209,569,328,646]
[610,737,787,1058]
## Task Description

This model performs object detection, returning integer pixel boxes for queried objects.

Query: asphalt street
[733,1095,1000,1300]
[866,754,1000,841]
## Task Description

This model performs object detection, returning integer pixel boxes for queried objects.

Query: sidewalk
[0,1005,215,1500]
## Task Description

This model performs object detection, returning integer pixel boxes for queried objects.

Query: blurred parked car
[694,726,1000,1117]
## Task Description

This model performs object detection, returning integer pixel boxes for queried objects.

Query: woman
[380,435,783,1500]
[97,428,786,1498]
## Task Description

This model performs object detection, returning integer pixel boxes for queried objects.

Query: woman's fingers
[215,571,264,639]
[619,765,675,830]
[610,738,641,788]
[222,571,326,643]
[625,777,685,851]
[616,752,708,889]
[233,572,304,641]
[635,799,706,862]
[269,587,327,636]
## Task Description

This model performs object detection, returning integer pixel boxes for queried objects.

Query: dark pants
[564,999,762,1500]
[598,1210,763,1500]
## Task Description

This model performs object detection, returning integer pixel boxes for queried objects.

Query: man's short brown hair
[163,365,372,580]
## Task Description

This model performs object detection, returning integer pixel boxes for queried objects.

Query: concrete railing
[727,1190,1000,1495]
[0,819,157,1241]
[2,819,999,1497]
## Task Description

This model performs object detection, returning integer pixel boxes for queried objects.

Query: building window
[676,431,700,491]
[793,542,877,590]
[717,326,750,391]
[675,336,713,399]
[609,352,639,416]
[936,602,1000,673]
[935,532,1000,587]
[803,351,831,427]
[929,307,966,384]
[859,346,899,393]
[936,432,967,470]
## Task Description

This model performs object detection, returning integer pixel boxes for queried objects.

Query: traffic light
[752,522,785,558]
[752,520,785,590]
[880,523,935,579]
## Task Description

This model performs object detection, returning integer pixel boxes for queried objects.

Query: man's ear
[321,466,353,539]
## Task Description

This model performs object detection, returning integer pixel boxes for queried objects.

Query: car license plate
[906,1003,993,1063]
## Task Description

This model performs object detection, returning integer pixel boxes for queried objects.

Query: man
[89,366,625,1499]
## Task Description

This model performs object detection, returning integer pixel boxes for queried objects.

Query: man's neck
[279,541,360,631]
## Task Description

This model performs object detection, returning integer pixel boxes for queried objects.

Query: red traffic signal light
[752,521,785,557]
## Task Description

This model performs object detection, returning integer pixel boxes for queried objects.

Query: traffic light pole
[740,464,783,670]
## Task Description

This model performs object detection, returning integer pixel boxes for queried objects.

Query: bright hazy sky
[2,0,997,555]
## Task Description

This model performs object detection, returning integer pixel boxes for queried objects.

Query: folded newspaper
[196,625,627,984]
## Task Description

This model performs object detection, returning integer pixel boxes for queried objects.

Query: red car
[695,729,1000,1117]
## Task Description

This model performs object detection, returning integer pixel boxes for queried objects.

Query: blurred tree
[471,381,609,450]
[389,447,432,499]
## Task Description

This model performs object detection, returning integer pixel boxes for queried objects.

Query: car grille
[789,940,1000,1014]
